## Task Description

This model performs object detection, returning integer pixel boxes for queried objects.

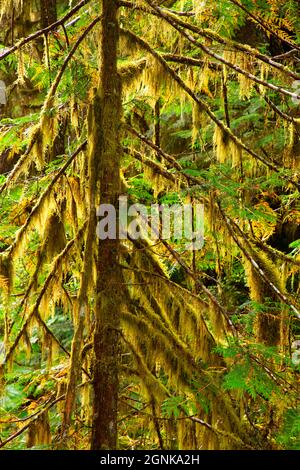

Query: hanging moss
[27,411,51,449]
[213,125,229,164]
[244,246,286,346]
[42,211,67,262]
[208,299,228,342]
[284,121,300,169]
[223,51,254,100]
[213,124,242,167]
[0,252,13,296]
[178,418,197,450]
[119,58,147,93]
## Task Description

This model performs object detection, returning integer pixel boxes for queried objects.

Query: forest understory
[0,0,300,451]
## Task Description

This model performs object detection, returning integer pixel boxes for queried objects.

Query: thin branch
[0,0,92,61]
[228,0,300,53]
[251,237,300,268]
[0,18,96,196]
[217,201,300,319]
[120,0,300,81]
[121,28,299,189]
[144,0,300,101]
[7,141,87,257]
[254,85,295,123]
[5,222,87,364]
[163,53,222,71]
[222,70,231,128]
[0,133,39,195]
[121,334,252,448]
[126,124,182,170]
[0,381,90,449]
[124,147,177,183]
[161,239,237,334]
[273,49,298,60]
[119,262,209,307]
[62,24,70,48]
[126,125,210,189]
[0,395,58,448]
[35,312,91,379]
[164,2,300,79]
[45,16,101,104]
[0,395,54,425]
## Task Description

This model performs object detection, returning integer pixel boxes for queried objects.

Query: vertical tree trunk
[91,0,122,450]
[154,98,161,161]
[40,0,57,28]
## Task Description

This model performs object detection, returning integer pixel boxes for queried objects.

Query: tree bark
[40,0,57,28]
[154,98,161,162]
[91,0,122,450]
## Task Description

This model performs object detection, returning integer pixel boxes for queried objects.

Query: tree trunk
[40,0,57,28]
[91,0,122,450]
[154,98,161,162]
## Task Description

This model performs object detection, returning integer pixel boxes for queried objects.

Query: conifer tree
[0,0,300,450]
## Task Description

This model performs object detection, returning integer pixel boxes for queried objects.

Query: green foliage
[278,408,300,450]
[0,0,299,452]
